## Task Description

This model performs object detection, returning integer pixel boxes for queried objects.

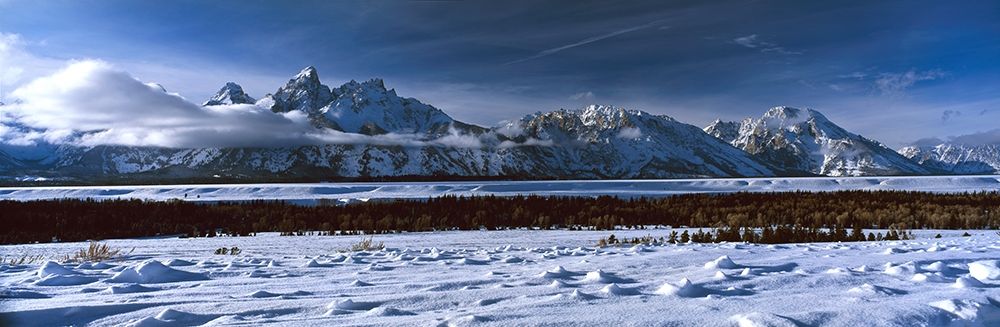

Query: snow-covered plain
[3,175,1000,203]
[3,229,1000,326]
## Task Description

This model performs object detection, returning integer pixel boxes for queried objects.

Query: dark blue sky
[1,0,998,146]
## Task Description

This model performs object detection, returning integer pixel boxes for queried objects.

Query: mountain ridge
[0,67,983,184]
[704,106,933,176]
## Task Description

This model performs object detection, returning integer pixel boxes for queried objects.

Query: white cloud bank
[4,60,320,148]
[0,60,491,149]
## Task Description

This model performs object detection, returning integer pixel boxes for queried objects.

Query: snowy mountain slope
[704,107,932,176]
[0,106,779,183]
[255,67,476,136]
[2,66,979,183]
[257,67,332,115]
[899,144,1000,174]
[324,79,467,135]
[500,105,780,178]
[203,82,256,106]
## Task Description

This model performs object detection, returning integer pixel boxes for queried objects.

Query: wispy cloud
[941,109,961,122]
[874,69,946,95]
[505,20,666,65]
[732,34,801,55]
[569,91,595,100]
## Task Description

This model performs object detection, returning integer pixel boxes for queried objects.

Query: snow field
[2,229,1000,326]
[2,175,1000,203]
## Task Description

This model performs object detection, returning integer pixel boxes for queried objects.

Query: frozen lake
[2,175,1000,202]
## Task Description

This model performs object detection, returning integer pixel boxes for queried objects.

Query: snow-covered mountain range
[704,107,931,176]
[0,67,991,184]
[898,144,1000,174]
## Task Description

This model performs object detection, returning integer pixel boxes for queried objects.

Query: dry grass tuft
[347,236,384,252]
[67,241,133,262]
[2,254,46,265]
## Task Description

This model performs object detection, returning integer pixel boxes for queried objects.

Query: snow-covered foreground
[3,175,1000,203]
[3,230,1000,326]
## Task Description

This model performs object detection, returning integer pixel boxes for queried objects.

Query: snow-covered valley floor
[3,230,1000,326]
[4,175,1000,203]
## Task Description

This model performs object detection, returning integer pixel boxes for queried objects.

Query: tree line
[2,190,999,244]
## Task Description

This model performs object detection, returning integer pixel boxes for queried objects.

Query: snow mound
[825,267,851,275]
[953,276,987,289]
[109,260,209,284]
[33,274,100,286]
[568,289,598,300]
[704,255,740,269]
[37,261,77,278]
[968,260,1000,281]
[656,278,708,297]
[600,283,640,296]
[929,299,1000,325]
[366,307,416,316]
[548,280,574,288]
[883,262,918,276]
[77,262,113,270]
[350,279,373,287]
[927,244,947,252]
[127,309,209,327]
[730,312,800,327]
[328,299,382,311]
[501,256,524,263]
[847,283,904,296]
[248,290,280,298]
[538,266,582,279]
[924,261,947,272]
[581,270,632,284]
[457,258,488,265]
[108,284,159,294]
[911,272,948,283]
[303,259,330,267]
[165,259,194,267]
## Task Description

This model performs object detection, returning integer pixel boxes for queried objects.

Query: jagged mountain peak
[507,105,779,178]
[259,67,333,116]
[703,119,741,144]
[898,143,1000,174]
[294,66,320,81]
[580,105,639,127]
[203,82,255,106]
[705,107,929,176]
[333,78,394,98]
[759,106,833,130]
[324,77,454,135]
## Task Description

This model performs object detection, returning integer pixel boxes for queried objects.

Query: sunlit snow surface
[3,230,1000,326]
[3,175,1000,203]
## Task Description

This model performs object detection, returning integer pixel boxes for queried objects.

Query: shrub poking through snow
[214,247,242,255]
[596,234,663,247]
[67,241,131,262]
[3,254,46,265]
[348,236,384,252]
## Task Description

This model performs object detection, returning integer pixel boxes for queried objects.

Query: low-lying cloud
[0,60,501,149]
[4,60,320,148]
